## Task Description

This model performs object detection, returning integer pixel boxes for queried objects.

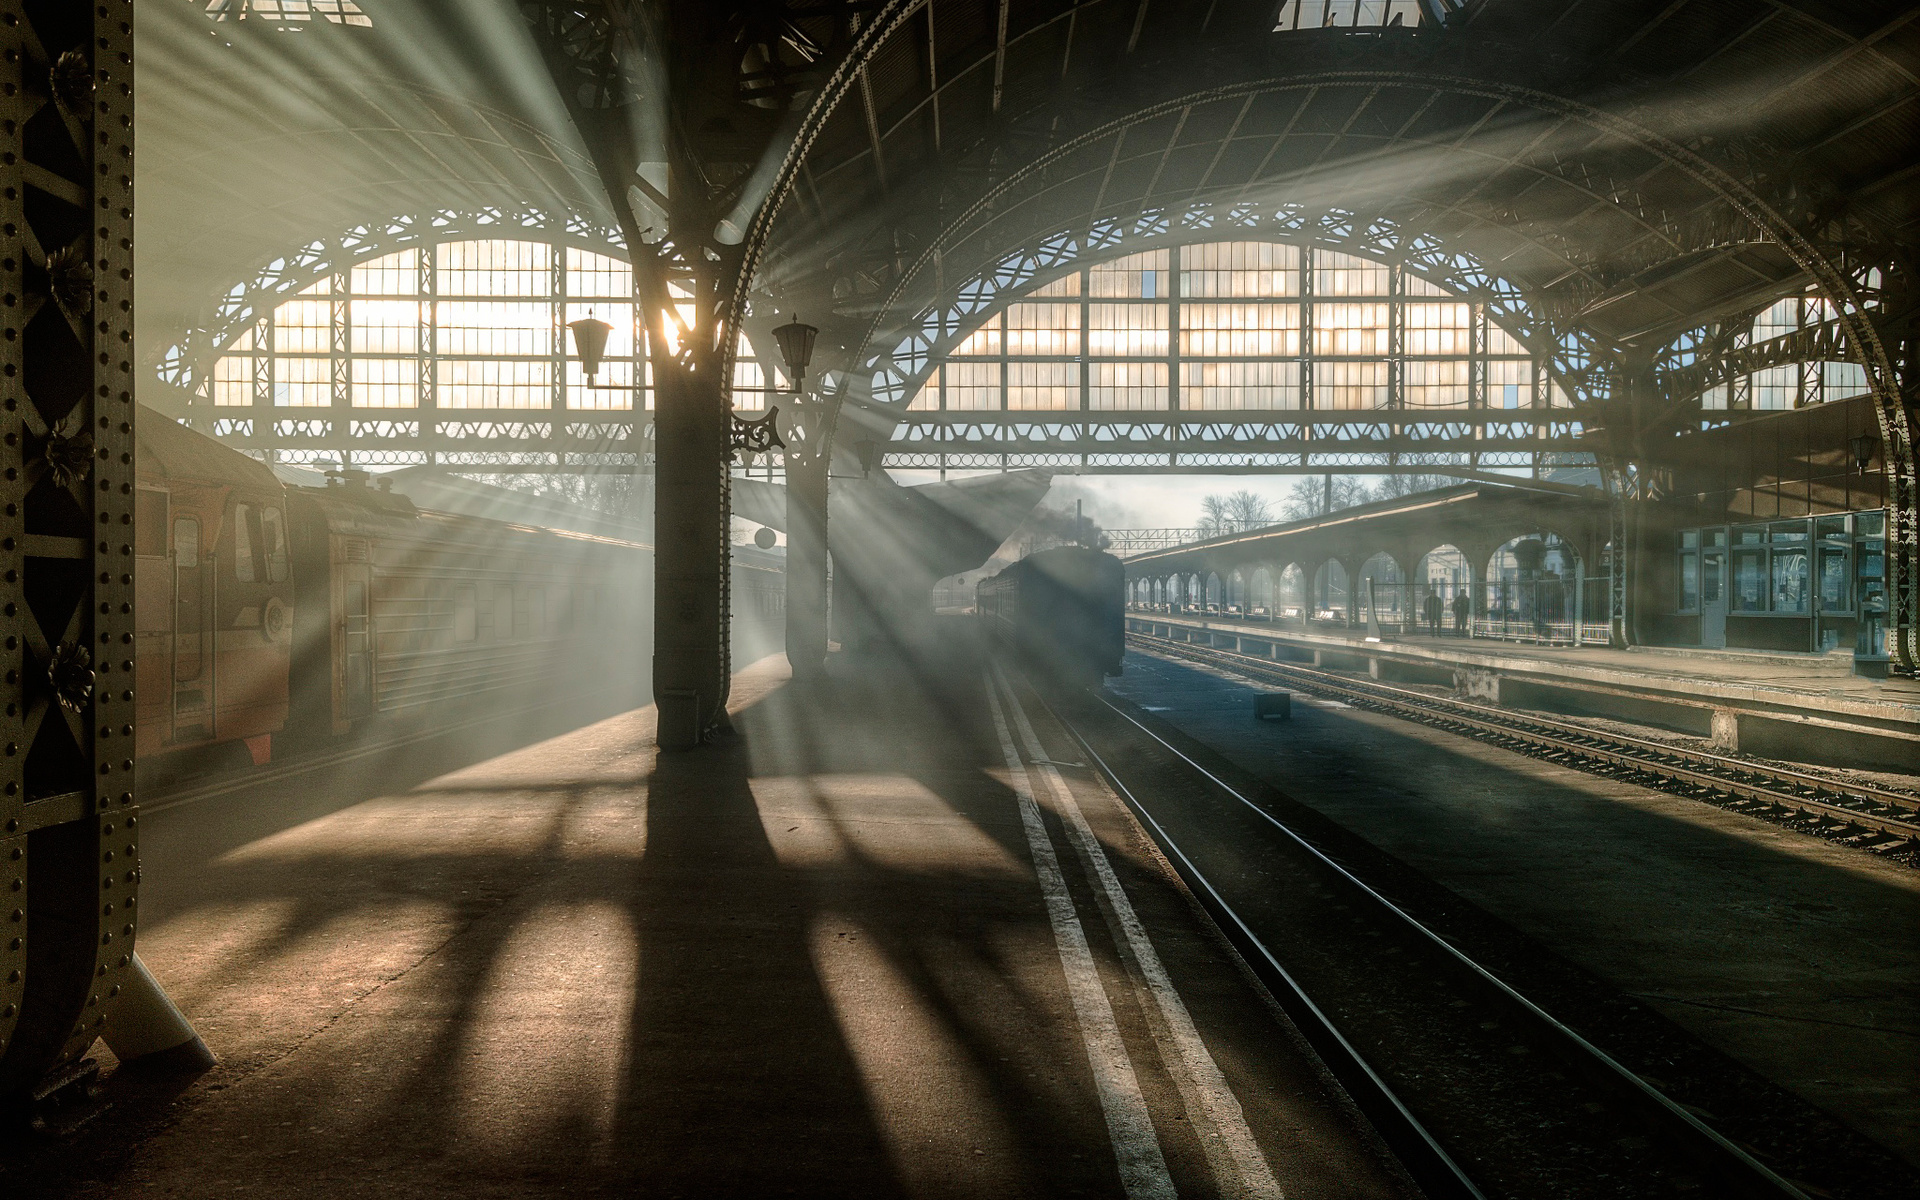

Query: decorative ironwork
[44,243,94,319]
[730,407,786,461]
[45,642,94,716]
[31,421,94,492]
[48,48,92,113]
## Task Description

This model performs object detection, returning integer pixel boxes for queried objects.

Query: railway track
[1036,682,1818,1200]
[1128,631,1920,848]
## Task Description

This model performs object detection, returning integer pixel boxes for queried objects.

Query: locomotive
[976,547,1125,690]
[133,411,778,774]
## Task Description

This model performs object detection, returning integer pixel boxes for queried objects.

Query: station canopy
[141,2,1915,440]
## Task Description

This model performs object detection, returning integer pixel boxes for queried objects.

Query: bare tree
[1371,471,1453,501]
[1224,489,1275,528]
[1197,490,1274,537]
[1280,474,1371,521]
[1197,493,1233,538]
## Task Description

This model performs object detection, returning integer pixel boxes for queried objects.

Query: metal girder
[1653,319,1853,413]
[882,412,1588,455]
[521,1,778,743]
[519,1,918,739]
[0,0,141,1102]
[883,432,1583,455]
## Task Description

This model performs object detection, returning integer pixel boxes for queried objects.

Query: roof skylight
[202,0,372,27]
[1274,0,1434,31]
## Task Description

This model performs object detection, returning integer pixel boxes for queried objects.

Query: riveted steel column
[0,0,143,1102]
[651,306,732,749]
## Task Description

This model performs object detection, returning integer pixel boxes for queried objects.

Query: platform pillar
[652,358,732,749]
[785,449,831,681]
[0,0,149,1105]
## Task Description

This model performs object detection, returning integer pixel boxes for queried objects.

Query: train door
[171,516,211,742]
[339,563,374,721]
[1699,527,1728,649]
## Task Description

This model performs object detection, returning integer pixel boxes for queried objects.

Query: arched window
[207,237,781,433]
[906,242,1559,414]
[1700,291,1869,412]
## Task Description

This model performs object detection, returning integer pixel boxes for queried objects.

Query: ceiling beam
[991,0,1010,115]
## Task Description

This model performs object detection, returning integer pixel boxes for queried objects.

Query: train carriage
[284,473,647,737]
[978,547,1125,691]
[133,416,294,765]
[130,409,784,776]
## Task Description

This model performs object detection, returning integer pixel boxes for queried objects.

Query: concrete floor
[1108,648,1920,1169]
[26,651,1414,1199]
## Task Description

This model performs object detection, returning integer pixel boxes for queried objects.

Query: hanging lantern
[1850,434,1879,471]
[567,316,614,376]
[772,314,818,392]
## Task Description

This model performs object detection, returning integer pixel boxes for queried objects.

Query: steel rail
[1033,696,1486,1200]
[1129,632,1920,843]
[1043,686,1814,1200]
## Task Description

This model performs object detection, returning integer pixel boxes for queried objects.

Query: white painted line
[983,671,1176,1200]
[993,666,1282,1200]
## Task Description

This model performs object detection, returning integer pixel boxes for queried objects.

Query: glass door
[1814,516,1850,652]
[1699,527,1728,649]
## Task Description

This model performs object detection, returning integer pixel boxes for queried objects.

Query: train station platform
[1127,612,1920,774]
[15,649,1413,1199]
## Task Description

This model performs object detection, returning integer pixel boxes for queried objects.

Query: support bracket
[730,407,786,462]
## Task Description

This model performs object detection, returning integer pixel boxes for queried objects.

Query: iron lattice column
[0,0,142,1100]
[524,2,872,745]
[521,5,736,748]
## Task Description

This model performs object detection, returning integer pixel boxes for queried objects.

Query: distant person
[1424,590,1443,637]
[1451,590,1470,637]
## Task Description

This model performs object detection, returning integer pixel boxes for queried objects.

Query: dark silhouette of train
[976,547,1125,690]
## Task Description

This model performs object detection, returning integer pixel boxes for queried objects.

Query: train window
[136,490,168,557]
[551,587,570,632]
[261,507,290,582]
[452,586,477,642]
[494,584,514,638]
[232,504,257,582]
[528,588,546,637]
